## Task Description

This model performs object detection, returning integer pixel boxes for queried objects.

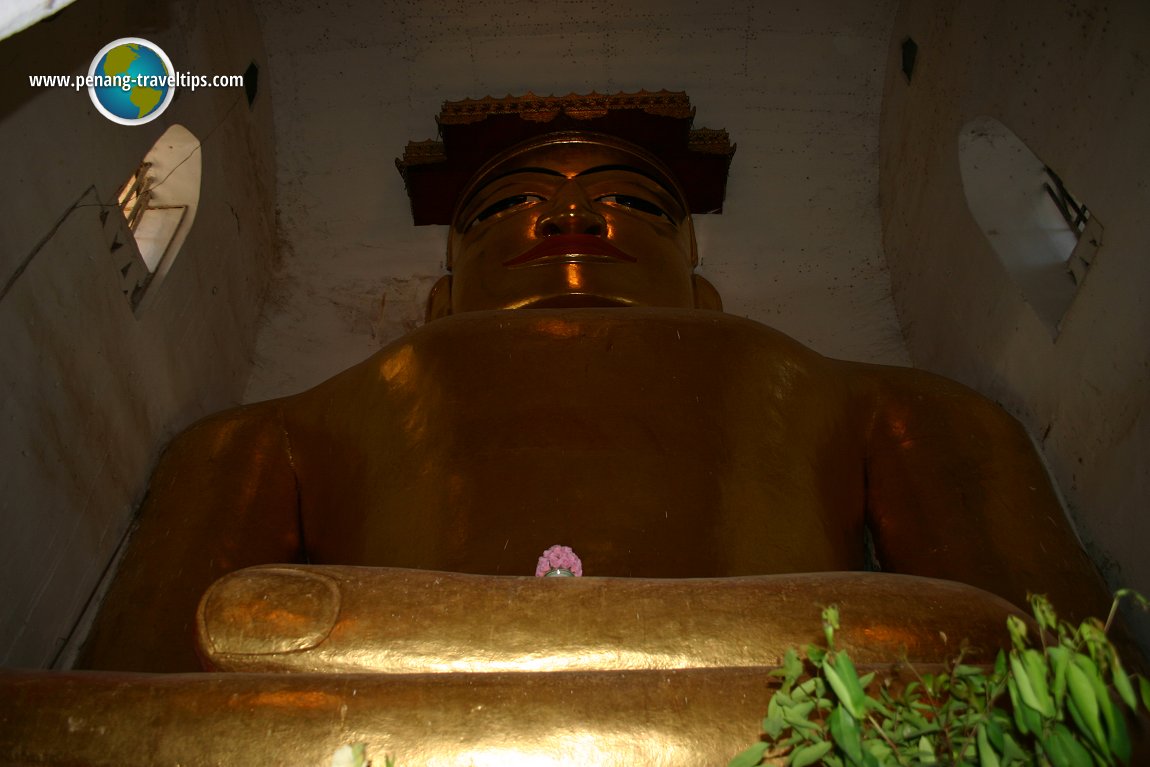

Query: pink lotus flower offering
[535,545,583,577]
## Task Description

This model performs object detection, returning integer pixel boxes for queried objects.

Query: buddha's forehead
[480,142,675,184]
[452,136,688,227]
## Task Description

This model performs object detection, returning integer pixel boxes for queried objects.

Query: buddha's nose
[534,183,605,237]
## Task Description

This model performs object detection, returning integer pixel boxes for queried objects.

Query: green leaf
[1030,593,1059,633]
[1080,655,1121,763]
[917,735,938,764]
[1105,693,1132,765]
[762,714,787,740]
[822,605,841,649]
[823,653,867,720]
[1006,615,1029,652]
[1079,620,1110,664]
[780,647,804,691]
[999,731,1028,764]
[782,700,817,725]
[786,716,824,735]
[726,741,768,767]
[1010,651,1051,716]
[1006,676,1024,733]
[828,706,864,766]
[862,738,891,761]
[1066,657,1106,753]
[790,741,834,767]
[1114,588,1150,612]
[976,723,1001,767]
[1007,677,1041,735]
[1022,648,1056,717]
[901,709,932,732]
[796,676,820,694]
[1039,733,1071,767]
[823,661,850,705]
[1110,654,1137,710]
[836,652,869,714]
[1048,645,1071,710]
[984,717,1005,753]
[1065,694,1090,750]
[1042,722,1095,767]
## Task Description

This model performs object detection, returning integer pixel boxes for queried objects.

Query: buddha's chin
[517,293,633,309]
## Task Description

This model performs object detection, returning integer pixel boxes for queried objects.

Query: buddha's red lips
[502,235,637,267]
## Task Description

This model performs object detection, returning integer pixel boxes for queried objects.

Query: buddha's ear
[692,274,723,311]
[425,275,453,322]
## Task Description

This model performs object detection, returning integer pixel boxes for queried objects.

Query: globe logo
[88,38,175,125]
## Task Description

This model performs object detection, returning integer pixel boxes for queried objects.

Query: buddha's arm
[76,402,301,672]
[856,364,1113,625]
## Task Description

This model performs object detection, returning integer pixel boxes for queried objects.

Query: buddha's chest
[291,310,868,575]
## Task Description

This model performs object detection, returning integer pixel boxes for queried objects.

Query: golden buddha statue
[1,94,1120,765]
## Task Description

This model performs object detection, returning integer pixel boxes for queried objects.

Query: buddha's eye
[596,194,670,221]
[469,194,544,228]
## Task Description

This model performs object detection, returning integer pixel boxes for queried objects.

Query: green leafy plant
[729,591,1149,767]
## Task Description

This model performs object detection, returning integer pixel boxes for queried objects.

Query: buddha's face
[443,140,700,314]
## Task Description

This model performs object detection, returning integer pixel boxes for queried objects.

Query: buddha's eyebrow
[461,164,684,215]
[467,167,564,196]
[576,164,682,204]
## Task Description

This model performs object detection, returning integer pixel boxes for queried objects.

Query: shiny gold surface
[9,130,1118,764]
[2,667,779,766]
[440,134,703,315]
[197,567,1021,673]
[79,305,1112,672]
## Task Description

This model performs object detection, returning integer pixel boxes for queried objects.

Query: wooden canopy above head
[396,90,736,226]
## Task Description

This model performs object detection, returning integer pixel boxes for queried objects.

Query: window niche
[110,124,201,311]
[958,116,1101,338]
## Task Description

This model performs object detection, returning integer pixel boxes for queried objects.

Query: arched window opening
[112,124,201,311]
[958,116,1102,337]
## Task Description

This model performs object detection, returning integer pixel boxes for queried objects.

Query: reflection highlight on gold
[564,262,584,291]
[0,666,780,766]
[535,316,585,339]
[238,690,343,711]
[416,649,687,674]
[378,344,415,386]
[197,566,1021,675]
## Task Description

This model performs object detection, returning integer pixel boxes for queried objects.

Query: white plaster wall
[879,0,1150,649]
[0,0,276,667]
[244,0,909,402]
